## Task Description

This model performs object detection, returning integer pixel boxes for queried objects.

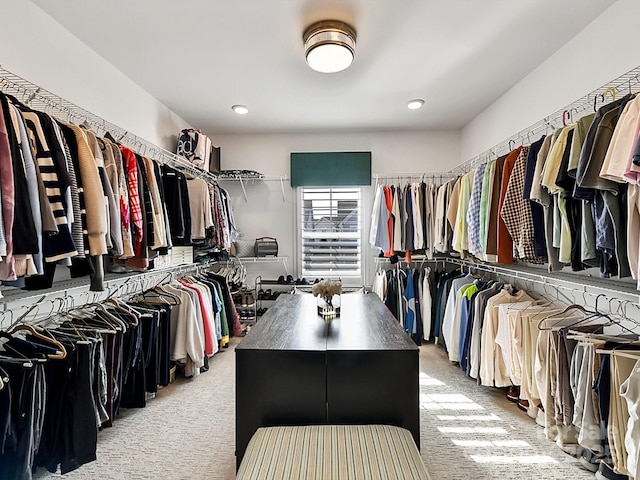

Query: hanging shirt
[496,148,522,264]
[369,184,383,247]
[501,146,545,264]
[479,159,496,256]
[466,163,486,255]
[404,267,416,335]
[452,171,474,254]
[601,94,640,183]
[485,155,507,261]
[391,185,402,252]
[479,288,533,388]
[433,183,448,253]
[412,184,424,250]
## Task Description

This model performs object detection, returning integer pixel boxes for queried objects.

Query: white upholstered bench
[236,425,429,480]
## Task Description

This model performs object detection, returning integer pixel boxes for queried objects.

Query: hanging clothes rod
[0,261,215,328]
[445,257,640,307]
[452,64,640,174]
[372,173,458,181]
[0,65,218,184]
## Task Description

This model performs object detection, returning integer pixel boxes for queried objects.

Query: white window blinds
[299,187,362,279]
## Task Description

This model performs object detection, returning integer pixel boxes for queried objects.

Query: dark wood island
[235,293,420,467]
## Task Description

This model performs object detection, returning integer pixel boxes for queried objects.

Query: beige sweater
[64,123,108,255]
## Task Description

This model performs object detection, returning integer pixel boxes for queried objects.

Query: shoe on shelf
[246,293,255,308]
[277,275,285,284]
[257,289,265,300]
[286,274,294,284]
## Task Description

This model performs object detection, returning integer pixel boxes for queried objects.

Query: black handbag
[254,237,278,257]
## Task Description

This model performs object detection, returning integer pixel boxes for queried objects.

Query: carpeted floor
[34,339,594,480]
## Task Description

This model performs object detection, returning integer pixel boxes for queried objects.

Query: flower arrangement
[312,279,342,299]
[312,279,342,319]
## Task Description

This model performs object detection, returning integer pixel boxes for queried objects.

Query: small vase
[317,294,340,320]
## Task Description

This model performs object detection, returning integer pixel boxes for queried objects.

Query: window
[299,187,362,282]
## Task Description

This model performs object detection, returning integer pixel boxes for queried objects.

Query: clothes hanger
[595,349,640,361]
[8,323,67,359]
[104,298,140,326]
[0,343,37,367]
[0,364,9,390]
[154,285,183,304]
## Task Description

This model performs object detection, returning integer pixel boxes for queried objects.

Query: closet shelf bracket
[237,174,248,202]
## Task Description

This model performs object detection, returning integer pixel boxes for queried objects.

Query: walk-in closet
[1,1,640,479]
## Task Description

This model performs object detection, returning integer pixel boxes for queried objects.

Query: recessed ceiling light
[407,99,425,110]
[232,105,249,115]
[304,20,357,73]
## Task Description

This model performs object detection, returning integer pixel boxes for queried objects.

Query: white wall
[460,0,640,162]
[0,0,192,150]
[214,130,460,286]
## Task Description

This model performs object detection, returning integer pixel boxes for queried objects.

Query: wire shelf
[453,65,640,174]
[0,65,217,183]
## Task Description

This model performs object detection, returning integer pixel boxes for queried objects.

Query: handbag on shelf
[254,237,278,257]
[233,240,255,258]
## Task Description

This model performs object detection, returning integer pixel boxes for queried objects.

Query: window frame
[296,186,364,286]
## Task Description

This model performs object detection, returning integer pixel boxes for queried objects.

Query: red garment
[497,147,522,264]
[179,280,216,357]
[384,186,393,257]
[119,146,143,255]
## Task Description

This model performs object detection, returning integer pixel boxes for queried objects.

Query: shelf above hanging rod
[0,261,216,327]
[445,257,640,305]
[0,65,218,185]
[452,64,640,174]
[216,174,288,202]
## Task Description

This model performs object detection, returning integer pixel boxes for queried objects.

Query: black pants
[0,362,46,480]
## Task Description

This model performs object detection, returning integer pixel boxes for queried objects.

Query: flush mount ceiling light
[407,99,425,110]
[232,105,249,115]
[303,20,357,73]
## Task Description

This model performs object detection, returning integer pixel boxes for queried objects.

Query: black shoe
[286,274,294,284]
[277,275,285,284]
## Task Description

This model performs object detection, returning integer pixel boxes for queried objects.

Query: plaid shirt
[466,162,487,255]
[500,146,545,264]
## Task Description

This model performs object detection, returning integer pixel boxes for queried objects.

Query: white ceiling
[34,0,616,136]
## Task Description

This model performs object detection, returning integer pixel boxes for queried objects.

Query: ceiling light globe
[306,44,354,73]
[304,20,356,74]
[232,105,249,115]
[407,99,425,110]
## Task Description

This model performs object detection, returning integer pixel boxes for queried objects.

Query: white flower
[312,279,342,298]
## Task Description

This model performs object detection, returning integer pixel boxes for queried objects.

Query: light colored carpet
[34,339,594,480]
